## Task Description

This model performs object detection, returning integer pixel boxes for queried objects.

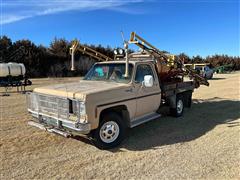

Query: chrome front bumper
[28,112,91,135]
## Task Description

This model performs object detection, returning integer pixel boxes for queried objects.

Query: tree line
[0,36,239,78]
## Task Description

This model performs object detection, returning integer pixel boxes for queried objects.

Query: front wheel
[91,112,127,149]
[170,95,184,117]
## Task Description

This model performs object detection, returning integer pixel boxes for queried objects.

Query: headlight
[72,101,86,115]
[70,100,87,123]
[118,48,124,55]
[114,49,118,55]
[79,101,86,115]
[114,48,125,55]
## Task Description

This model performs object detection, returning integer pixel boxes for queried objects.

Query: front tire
[91,112,127,149]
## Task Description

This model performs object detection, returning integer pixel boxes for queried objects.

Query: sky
[1,0,239,57]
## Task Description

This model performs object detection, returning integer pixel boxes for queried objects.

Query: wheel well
[99,105,130,127]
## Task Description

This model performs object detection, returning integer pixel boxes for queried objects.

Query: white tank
[0,63,26,77]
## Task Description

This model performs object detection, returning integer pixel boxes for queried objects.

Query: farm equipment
[213,64,233,74]
[69,33,209,87]
[128,32,209,87]
[0,46,32,95]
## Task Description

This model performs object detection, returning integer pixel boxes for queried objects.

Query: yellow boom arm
[70,40,113,71]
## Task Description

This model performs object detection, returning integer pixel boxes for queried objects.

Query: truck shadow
[73,97,240,151]
[208,78,226,80]
[116,97,240,151]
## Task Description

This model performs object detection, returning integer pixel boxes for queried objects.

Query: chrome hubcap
[100,121,120,143]
[177,99,183,114]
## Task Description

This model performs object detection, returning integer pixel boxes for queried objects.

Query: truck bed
[161,81,195,98]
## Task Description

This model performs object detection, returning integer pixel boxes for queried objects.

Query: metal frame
[69,40,113,71]
[77,44,113,62]
[128,32,209,87]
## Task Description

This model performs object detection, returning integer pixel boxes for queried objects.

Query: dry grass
[0,73,239,179]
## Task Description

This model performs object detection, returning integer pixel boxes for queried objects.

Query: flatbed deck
[162,81,195,98]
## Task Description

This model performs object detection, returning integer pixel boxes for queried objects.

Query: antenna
[121,31,125,43]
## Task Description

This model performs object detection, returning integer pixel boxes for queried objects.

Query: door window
[135,64,154,83]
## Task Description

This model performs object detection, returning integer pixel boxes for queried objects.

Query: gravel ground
[0,73,239,179]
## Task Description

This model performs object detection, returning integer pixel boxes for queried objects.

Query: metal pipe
[70,47,75,71]
[70,41,78,71]
[47,128,70,138]
[28,121,46,131]
[124,43,129,78]
[28,121,71,137]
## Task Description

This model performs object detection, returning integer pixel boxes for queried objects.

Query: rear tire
[184,91,192,108]
[91,112,127,149]
[170,94,184,117]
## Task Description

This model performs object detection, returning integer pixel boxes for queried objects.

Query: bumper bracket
[28,121,71,138]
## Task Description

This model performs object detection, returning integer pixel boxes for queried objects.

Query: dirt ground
[0,73,239,179]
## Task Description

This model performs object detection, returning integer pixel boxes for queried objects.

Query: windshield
[84,63,133,83]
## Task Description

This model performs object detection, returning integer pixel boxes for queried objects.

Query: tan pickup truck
[27,57,196,149]
[27,32,208,149]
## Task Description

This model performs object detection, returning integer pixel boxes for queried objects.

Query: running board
[28,121,71,138]
[130,113,161,128]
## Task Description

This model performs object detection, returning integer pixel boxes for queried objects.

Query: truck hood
[33,80,130,101]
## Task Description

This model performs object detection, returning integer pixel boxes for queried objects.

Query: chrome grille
[38,94,69,119]
[27,92,79,121]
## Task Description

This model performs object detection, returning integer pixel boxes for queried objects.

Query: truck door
[134,63,161,118]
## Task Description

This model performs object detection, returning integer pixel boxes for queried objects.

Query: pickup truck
[27,53,196,149]
[195,65,214,79]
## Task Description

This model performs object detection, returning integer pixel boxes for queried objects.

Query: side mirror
[143,75,154,87]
